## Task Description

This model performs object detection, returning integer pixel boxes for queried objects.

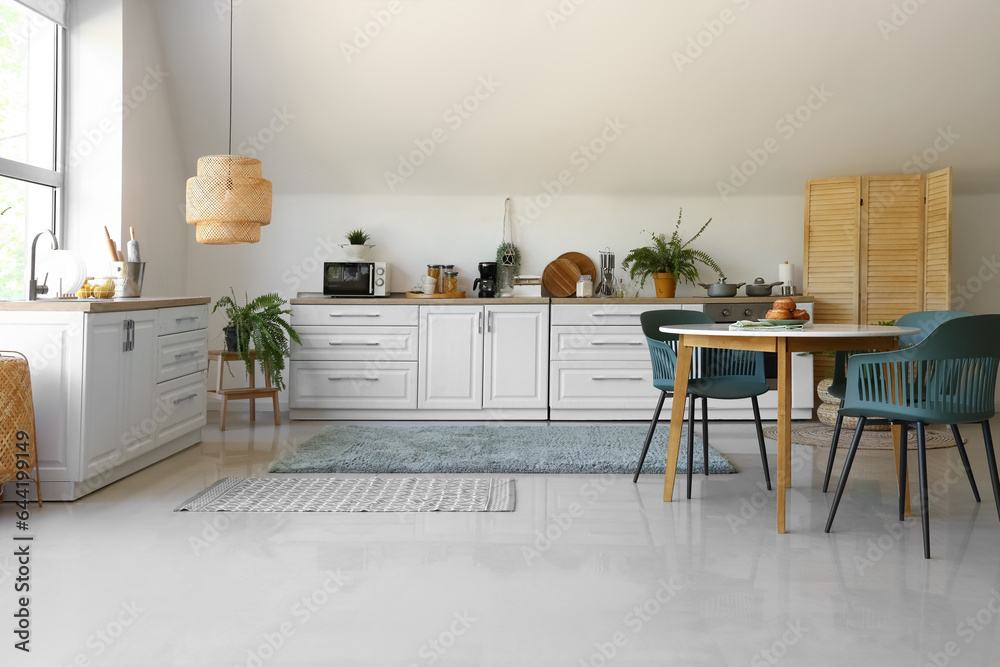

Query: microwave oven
[323,262,390,297]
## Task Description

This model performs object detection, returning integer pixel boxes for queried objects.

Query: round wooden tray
[542,258,581,298]
[557,251,597,281]
[405,291,466,299]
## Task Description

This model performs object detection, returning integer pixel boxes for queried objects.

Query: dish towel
[729,320,804,331]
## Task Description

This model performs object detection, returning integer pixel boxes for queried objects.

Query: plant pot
[224,326,238,352]
[653,273,677,298]
[339,244,374,260]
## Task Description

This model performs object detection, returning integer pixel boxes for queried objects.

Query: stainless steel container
[109,261,146,297]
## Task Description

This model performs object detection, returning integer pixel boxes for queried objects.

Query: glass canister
[576,275,593,297]
[440,264,455,293]
[427,264,441,282]
[443,269,460,294]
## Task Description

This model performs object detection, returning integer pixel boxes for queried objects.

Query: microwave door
[325,263,373,296]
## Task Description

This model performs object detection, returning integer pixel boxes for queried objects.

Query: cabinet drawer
[550,326,648,361]
[549,361,661,410]
[291,305,418,327]
[551,303,701,326]
[157,329,208,382]
[159,305,209,335]
[155,370,207,445]
[292,326,418,361]
[289,361,417,409]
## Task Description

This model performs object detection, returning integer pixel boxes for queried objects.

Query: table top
[659,323,921,338]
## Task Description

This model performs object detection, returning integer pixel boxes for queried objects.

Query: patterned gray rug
[268,423,737,475]
[175,477,515,512]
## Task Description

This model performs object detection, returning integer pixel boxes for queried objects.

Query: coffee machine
[474,262,497,298]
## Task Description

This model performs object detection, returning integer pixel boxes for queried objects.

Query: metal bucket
[109,261,145,298]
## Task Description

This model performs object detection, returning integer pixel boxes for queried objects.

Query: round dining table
[658,322,920,534]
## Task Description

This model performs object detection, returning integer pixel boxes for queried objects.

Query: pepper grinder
[596,248,616,297]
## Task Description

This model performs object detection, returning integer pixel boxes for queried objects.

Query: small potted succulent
[340,228,375,260]
[213,289,302,391]
[622,208,722,298]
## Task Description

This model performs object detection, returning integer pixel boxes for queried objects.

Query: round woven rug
[763,422,960,450]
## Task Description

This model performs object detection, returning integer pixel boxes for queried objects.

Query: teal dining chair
[633,310,772,498]
[824,314,1000,558]
[822,311,978,497]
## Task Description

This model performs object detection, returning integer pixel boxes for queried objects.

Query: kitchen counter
[292,294,813,306]
[0,296,211,312]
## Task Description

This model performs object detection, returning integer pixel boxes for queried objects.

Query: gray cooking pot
[745,277,784,297]
[698,278,745,297]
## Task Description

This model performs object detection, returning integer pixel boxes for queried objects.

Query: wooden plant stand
[206,350,280,431]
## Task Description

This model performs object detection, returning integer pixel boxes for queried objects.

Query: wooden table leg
[892,424,912,516]
[663,340,693,502]
[776,338,792,533]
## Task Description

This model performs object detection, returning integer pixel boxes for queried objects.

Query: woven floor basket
[0,352,42,503]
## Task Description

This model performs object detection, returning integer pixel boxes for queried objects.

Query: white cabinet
[419,306,484,410]
[80,311,158,478]
[483,305,549,409]
[0,301,209,500]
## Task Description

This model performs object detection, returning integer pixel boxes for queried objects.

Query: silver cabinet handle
[174,350,199,359]
[487,311,494,333]
[589,341,642,346]
[591,376,643,381]
[172,393,198,404]
[327,376,378,381]
[328,313,381,318]
[175,316,198,322]
[591,313,640,317]
[328,341,382,346]
[478,311,483,334]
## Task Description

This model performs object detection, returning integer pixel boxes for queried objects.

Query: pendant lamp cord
[228,0,233,155]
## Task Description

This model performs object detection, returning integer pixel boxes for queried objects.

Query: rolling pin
[103,226,120,261]
[127,226,141,262]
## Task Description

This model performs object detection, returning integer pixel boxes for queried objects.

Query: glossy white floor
[5,415,1000,667]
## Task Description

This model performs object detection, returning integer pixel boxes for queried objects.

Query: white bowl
[339,244,374,260]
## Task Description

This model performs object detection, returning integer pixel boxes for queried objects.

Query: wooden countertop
[0,296,211,312]
[291,294,814,306]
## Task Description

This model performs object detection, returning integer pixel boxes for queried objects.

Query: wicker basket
[816,377,891,431]
[0,352,42,504]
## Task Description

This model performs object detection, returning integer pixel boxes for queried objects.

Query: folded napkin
[729,320,804,331]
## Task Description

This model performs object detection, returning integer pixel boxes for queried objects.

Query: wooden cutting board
[543,258,581,297]
[557,252,597,282]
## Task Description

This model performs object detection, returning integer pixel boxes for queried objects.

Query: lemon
[76,280,93,298]
[93,278,115,299]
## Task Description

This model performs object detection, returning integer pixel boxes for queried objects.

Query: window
[0,0,64,300]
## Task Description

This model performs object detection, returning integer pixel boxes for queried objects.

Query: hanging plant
[494,198,520,297]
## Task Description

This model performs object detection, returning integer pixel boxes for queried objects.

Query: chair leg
[633,391,667,483]
[981,421,1000,523]
[825,417,867,533]
[751,395,771,491]
[687,393,696,500]
[916,422,931,559]
[822,399,846,492]
[950,424,981,502]
[898,422,908,522]
[701,396,709,476]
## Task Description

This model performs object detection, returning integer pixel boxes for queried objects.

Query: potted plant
[621,208,723,298]
[212,289,302,391]
[340,228,374,260]
[495,241,521,297]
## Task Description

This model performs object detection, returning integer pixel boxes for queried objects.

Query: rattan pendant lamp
[185,0,272,245]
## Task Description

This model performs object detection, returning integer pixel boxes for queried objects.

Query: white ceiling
[150,0,1000,196]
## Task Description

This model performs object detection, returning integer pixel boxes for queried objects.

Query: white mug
[421,275,437,294]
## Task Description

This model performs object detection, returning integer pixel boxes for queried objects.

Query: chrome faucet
[28,230,59,300]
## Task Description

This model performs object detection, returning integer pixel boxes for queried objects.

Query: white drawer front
[157,329,208,382]
[291,305,418,327]
[551,303,701,326]
[550,325,648,361]
[289,361,417,409]
[158,304,209,335]
[155,370,207,445]
[549,361,662,410]
[292,326,418,361]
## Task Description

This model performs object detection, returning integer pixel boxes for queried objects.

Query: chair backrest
[845,314,1000,423]
[895,310,973,347]
[640,309,713,342]
[639,309,763,383]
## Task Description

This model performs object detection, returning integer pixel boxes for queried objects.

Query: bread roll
[773,297,796,311]
[765,309,792,320]
[791,309,810,321]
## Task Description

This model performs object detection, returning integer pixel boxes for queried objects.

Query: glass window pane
[1,174,54,300]
[0,0,57,170]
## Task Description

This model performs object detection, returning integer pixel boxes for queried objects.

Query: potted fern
[340,228,374,260]
[213,289,302,391]
[621,208,723,298]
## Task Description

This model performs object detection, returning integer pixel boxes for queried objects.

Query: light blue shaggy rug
[269,424,737,475]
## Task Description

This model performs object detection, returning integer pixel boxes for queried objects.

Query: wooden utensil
[542,258,581,298]
[127,226,141,262]
[103,226,119,261]
[557,252,597,282]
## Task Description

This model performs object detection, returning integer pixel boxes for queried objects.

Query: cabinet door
[418,306,483,410]
[80,314,128,479]
[121,312,158,461]
[484,305,548,409]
